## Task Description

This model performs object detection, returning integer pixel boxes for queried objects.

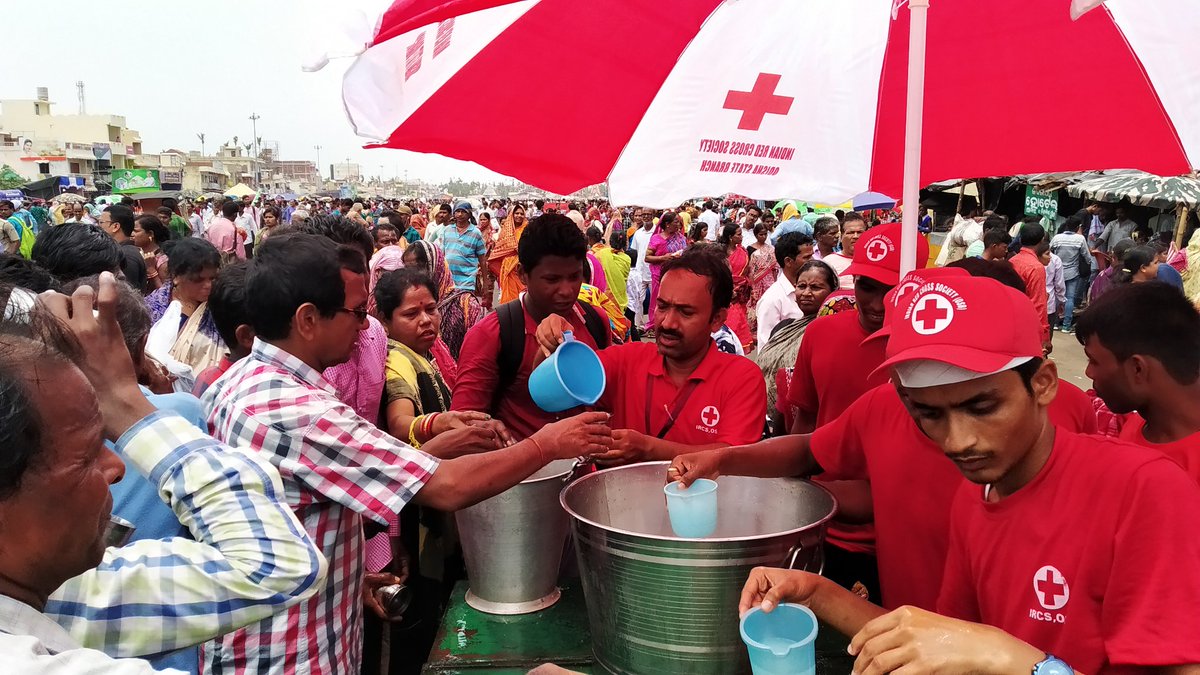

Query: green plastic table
[422,581,854,674]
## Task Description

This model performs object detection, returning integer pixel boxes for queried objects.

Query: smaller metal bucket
[455,458,576,614]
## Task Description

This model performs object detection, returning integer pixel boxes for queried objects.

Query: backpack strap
[576,299,612,349]
[492,299,526,413]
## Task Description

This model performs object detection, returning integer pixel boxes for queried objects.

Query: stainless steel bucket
[560,461,836,674]
[455,458,576,614]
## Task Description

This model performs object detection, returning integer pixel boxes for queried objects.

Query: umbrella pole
[1175,203,1189,249]
[900,0,930,275]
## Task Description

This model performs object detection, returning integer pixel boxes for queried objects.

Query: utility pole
[313,145,323,183]
[249,113,261,186]
[196,132,206,156]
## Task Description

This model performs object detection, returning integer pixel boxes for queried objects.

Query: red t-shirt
[451,303,602,441]
[598,342,765,446]
[787,310,886,555]
[1009,247,1050,342]
[938,431,1200,672]
[1118,415,1200,483]
[810,379,1096,610]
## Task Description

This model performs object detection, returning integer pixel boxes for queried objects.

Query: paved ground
[1049,328,1092,392]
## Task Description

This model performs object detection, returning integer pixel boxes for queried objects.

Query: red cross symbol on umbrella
[723,73,794,131]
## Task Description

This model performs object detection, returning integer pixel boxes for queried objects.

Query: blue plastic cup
[740,603,818,675]
[663,478,718,538]
[528,331,607,412]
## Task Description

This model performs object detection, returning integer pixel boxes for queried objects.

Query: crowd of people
[1,187,1199,674]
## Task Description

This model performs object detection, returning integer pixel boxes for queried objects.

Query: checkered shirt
[200,339,439,674]
[43,411,327,660]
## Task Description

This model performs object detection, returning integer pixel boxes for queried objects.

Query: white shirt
[756,272,804,347]
[630,226,655,273]
[825,252,855,291]
[700,209,721,241]
[424,222,445,244]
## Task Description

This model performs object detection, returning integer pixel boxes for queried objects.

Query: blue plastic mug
[663,478,718,538]
[739,603,818,675]
[528,331,606,412]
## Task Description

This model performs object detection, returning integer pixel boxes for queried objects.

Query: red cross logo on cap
[723,73,794,131]
[1033,565,1070,610]
[700,405,721,428]
[911,293,955,335]
[865,238,890,263]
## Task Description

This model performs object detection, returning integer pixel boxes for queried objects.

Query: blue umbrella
[854,191,895,211]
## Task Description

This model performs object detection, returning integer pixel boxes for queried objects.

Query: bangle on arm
[408,415,424,449]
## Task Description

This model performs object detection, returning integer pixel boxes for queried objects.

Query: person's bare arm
[821,480,873,524]
[739,568,886,638]
[669,434,819,487]
[790,409,816,435]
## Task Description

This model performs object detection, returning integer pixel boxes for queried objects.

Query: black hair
[753,222,769,237]
[1114,245,1157,284]
[105,204,135,237]
[796,259,838,291]
[946,257,1027,294]
[61,275,149,362]
[161,237,220,279]
[374,221,400,240]
[517,213,586,272]
[1076,282,1200,385]
[0,255,59,292]
[775,232,814,266]
[30,223,121,282]
[842,211,866,225]
[660,246,733,311]
[385,211,409,230]
[982,228,1012,249]
[1059,216,1082,235]
[208,261,250,350]
[687,222,707,242]
[1035,240,1051,257]
[981,214,1008,232]
[609,229,627,251]
[374,268,439,321]
[0,200,13,210]
[1013,356,1044,394]
[221,201,240,219]
[404,241,429,267]
[1018,222,1046,247]
[717,222,739,246]
[135,214,171,245]
[246,233,345,340]
[261,205,281,222]
[296,215,374,264]
[156,206,174,217]
[586,224,604,244]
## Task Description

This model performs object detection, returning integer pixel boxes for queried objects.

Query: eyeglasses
[337,306,369,321]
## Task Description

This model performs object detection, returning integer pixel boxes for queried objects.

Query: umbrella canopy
[332,0,1199,209]
[1066,170,1200,210]
[50,193,87,205]
[224,183,257,198]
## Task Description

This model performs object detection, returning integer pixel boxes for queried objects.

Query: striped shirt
[201,339,439,674]
[41,411,326,667]
[441,224,487,291]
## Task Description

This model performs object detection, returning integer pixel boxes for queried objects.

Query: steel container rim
[559,461,837,543]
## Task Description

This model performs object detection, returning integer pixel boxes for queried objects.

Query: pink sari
[746,243,778,332]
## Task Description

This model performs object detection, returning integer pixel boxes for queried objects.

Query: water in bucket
[528,331,606,412]
[663,479,718,538]
[739,603,818,675]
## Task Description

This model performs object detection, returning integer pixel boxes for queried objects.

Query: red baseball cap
[843,222,931,287]
[872,276,1043,386]
[862,266,970,346]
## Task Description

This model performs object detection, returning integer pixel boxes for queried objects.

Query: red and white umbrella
[320,0,1200,267]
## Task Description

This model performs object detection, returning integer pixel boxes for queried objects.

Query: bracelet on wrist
[408,416,424,449]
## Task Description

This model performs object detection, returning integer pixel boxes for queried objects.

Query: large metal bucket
[455,458,576,614]
[560,462,836,674]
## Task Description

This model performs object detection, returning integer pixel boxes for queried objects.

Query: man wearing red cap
[783,222,928,600]
[676,276,1200,673]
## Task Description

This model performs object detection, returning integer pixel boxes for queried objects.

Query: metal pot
[455,458,576,614]
[560,461,836,674]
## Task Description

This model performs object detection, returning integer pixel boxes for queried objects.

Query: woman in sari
[488,203,528,304]
[644,211,687,329]
[746,222,778,332]
[755,259,837,435]
[131,214,172,292]
[403,239,484,362]
[718,224,753,351]
[144,238,225,388]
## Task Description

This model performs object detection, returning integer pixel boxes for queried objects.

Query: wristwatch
[1032,655,1073,675]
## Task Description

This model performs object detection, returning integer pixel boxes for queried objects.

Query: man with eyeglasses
[626,208,657,338]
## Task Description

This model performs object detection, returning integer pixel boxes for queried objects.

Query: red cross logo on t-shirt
[865,238,890,262]
[1033,565,1070,610]
[910,293,955,335]
[723,73,794,131]
[700,405,721,428]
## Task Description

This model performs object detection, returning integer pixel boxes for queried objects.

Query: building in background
[332,162,361,182]
[0,87,142,190]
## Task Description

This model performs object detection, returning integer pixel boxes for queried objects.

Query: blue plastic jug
[528,331,606,412]
[740,603,818,675]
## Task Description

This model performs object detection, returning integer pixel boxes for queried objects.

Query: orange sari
[488,211,526,303]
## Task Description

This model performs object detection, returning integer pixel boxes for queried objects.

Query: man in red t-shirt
[453,214,614,440]
[534,246,765,462]
[1009,221,1051,348]
[785,222,928,602]
[690,276,1200,673]
[1078,282,1200,483]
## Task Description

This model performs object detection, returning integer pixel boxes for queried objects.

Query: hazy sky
[5,0,511,183]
